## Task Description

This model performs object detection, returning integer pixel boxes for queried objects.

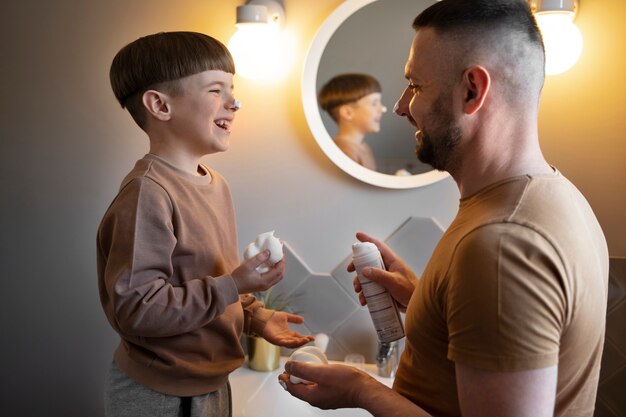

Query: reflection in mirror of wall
[302,0,448,189]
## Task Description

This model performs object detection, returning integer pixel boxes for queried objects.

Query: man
[279,1,609,416]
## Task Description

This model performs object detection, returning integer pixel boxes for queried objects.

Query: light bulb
[535,13,583,75]
[228,23,289,81]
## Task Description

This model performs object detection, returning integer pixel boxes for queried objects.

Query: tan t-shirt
[97,154,272,396]
[394,172,608,417]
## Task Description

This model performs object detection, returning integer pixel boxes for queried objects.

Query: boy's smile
[214,118,232,132]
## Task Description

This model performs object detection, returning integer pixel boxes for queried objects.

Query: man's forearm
[358,380,433,417]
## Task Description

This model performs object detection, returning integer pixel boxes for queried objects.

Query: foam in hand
[314,333,329,354]
[243,231,284,273]
[287,346,328,385]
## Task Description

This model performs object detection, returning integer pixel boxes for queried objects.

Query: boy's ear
[461,65,490,115]
[338,104,353,122]
[142,90,172,121]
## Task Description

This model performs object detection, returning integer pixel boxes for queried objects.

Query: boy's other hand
[231,250,285,294]
[261,311,314,348]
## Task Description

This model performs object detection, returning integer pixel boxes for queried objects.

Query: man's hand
[279,361,434,417]
[350,232,418,310]
[279,362,373,410]
[231,250,285,294]
[261,311,314,348]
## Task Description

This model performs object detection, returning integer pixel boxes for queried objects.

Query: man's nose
[393,101,402,116]
[394,89,411,116]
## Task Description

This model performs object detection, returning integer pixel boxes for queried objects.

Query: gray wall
[1,0,624,416]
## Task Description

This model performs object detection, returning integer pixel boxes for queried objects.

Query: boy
[318,73,387,170]
[98,31,313,417]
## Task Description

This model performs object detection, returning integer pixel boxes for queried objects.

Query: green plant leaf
[254,287,302,314]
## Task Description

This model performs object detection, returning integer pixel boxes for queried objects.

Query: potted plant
[246,288,300,372]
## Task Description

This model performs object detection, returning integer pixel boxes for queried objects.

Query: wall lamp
[533,0,583,75]
[228,0,291,81]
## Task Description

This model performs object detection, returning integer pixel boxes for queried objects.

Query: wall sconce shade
[534,0,583,75]
[228,0,290,81]
[236,5,268,24]
[536,0,578,14]
[235,0,284,28]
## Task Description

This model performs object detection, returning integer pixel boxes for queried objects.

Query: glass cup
[344,353,365,370]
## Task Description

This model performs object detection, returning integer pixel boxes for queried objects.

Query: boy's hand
[261,311,314,348]
[231,250,285,294]
[349,232,418,311]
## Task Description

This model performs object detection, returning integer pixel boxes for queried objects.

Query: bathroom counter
[230,357,392,417]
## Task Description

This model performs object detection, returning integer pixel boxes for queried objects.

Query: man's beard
[416,96,462,172]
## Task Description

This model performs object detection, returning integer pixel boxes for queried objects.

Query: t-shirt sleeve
[99,177,239,338]
[446,223,567,371]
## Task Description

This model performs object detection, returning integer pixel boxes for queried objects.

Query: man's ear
[462,65,490,115]
[142,90,172,121]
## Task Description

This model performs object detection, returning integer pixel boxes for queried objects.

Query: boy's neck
[334,126,365,145]
[148,145,209,178]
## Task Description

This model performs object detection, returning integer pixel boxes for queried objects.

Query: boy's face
[167,70,237,155]
[346,92,386,134]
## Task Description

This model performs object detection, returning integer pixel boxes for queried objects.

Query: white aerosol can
[352,242,405,343]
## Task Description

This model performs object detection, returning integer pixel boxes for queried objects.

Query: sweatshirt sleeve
[240,294,275,336]
[98,177,240,338]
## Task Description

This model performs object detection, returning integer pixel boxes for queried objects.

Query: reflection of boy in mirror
[318,73,387,170]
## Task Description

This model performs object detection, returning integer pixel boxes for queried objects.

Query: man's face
[394,29,462,172]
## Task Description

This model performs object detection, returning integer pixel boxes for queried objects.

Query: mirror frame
[302,0,449,189]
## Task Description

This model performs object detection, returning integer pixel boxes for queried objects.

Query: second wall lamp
[227,0,289,81]
[533,0,583,75]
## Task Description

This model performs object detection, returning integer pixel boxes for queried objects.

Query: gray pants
[104,361,231,417]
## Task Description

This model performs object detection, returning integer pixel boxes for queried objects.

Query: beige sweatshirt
[97,154,273,396]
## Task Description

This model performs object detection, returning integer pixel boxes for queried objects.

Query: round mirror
[302,0,448,189]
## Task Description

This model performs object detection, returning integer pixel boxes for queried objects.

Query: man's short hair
[109,31,235,129]
[413,0,545,105]
[318,73,381,123]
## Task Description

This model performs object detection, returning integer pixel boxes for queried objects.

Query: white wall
[1,0,624,416]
